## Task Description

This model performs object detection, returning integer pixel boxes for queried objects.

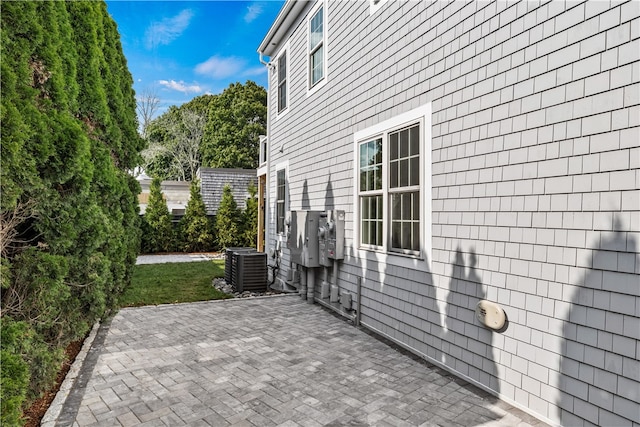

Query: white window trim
[353,104,433,268]
[306,0,328,96]
[369,0,389,15]
[275,41,290,120]
[275,161,289,236]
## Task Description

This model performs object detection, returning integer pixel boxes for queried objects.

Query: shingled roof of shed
[197,168,257,216]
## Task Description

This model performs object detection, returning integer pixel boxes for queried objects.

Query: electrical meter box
[318,210,345,266]
[318,213,331,267]
[287,210,322,268]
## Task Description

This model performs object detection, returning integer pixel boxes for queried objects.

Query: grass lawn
[120,260,231,307]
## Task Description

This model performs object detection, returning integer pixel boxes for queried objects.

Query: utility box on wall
[319,210,345,266]
[327,210,345,260]
[287,210,322,268]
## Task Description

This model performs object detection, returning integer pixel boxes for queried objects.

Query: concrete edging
[40,321,101,427]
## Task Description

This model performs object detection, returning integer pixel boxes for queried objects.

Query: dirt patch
[23,337,84,427]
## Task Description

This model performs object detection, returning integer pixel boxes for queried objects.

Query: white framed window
[354,104,432,260]
[307,0,327,94]
[275,43,289,115]
[276,165,287,234]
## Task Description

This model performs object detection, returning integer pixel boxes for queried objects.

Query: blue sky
[106,1,284,117]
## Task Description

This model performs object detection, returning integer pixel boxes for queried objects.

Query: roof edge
[257,0,309,58]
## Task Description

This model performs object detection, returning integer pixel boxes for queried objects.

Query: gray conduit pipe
[300,267,307,300]
[306,267,315,304]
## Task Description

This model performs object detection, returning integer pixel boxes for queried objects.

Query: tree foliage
[142,82,266,180]
[241,182,259,248]
[142,107,206,181]
[0,1,143,422]
[179,181,214,252]
[143,177,175,253]
[202,81,267,170]
[215,184,241,249]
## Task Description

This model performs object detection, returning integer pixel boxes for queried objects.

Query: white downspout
[259,50,273,271]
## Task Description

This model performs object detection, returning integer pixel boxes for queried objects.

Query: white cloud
[195,56,245,80]
[244,3,264,23]
[145,9,194,49]
[157,80,203,93]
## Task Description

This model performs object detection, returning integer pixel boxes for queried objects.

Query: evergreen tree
[144,177,174,253]
[215,184,241,249]
[179,180,214,252]
[241,182,258,248]
[1,2,143,420]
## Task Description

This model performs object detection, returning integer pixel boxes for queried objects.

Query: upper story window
[308,1,327,92]
[354,104,432,259]
[277,51,287,113]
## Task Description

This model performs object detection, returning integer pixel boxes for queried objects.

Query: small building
[197,168,258,216]
[138,179,190,218]
[138,168,257,220]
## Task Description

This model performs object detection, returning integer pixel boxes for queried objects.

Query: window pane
[400,129,409,158]
[392,194,401,220]
[392,221,401,248]
[278,54,287,82]
[402,222,411,251]
[362,220,369,245]
[370,221,377,246]
[366,169,374,191]
[370,196,377,219]
[360,143,367,168]
[375,164,382,190]
[410,157,419,186]
[360,170,366,192]
[362,197,369,218]
[390,132,398,160]
[368,140,375,165]
[375,138,382,164]
[277,202,284,233]
[402,193,411,220]
[377,221,383,246]
[410,125,419,155]
[412,192,419,218]
[390,161,398,188]
[311,47,323,84]
[412,223,420,251]
[310,7,323,49]
[278,84,287,111]
[400,159,409,187]
[377,195,383,219]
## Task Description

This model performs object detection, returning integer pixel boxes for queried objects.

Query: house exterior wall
[261,1,640,425]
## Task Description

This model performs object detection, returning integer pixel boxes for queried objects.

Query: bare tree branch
[137,88,161,139]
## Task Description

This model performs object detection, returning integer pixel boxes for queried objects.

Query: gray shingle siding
[262,1,640,425]
[198,168,257,216]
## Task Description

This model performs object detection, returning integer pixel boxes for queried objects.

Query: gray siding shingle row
[264,1,639,425]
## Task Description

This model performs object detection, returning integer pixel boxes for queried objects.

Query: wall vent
[231,251,268,293]
[476,300,507,331]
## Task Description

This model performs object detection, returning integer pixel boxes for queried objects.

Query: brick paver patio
[55,295,547,426]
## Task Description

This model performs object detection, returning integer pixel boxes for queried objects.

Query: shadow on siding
[558,217,639,425]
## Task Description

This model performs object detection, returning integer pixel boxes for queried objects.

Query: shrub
[179,180,214,252]
[241,182,258,248]
[215,184,240,249]
[144,177,174,253]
